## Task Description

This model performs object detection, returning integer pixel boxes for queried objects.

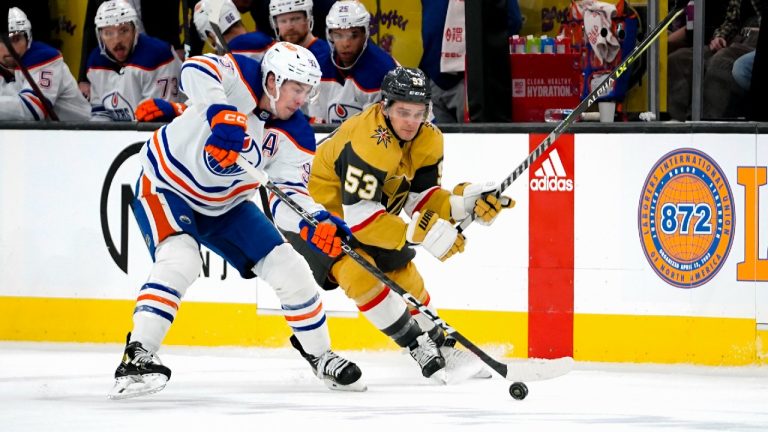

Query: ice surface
[1,342,766,431]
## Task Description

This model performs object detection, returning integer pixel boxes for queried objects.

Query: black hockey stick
[206,0,231,53]
[457,2,686,233]
[181,0,191,59]
[0,23,59,120]
[236,157,573,383]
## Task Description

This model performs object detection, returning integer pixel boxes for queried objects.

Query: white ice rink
[1,342,767,432]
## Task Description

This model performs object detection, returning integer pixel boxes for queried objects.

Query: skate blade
[428,369,448,385]
[472,367,493,379]
[505,356,574,382]
[108,374,168,400]
[441,347,488,384]
[323,378,368,392]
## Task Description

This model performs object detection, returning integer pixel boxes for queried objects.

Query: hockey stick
[0,27,59,120]
[457,2,686,232]
[236,157,573,382]
[181,0,191,59]
[206,0,231,53]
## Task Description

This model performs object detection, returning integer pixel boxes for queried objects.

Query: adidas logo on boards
[529,149,574,192]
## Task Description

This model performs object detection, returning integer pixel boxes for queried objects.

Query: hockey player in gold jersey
[285,67,514,382]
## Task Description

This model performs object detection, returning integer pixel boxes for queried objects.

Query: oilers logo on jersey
[103,91,136,121]
[203,137,260,176]
[329,103,362,123]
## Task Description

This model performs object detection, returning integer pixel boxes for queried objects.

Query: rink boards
[0,128,766,365]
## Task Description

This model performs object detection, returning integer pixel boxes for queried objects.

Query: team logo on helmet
[638,148,735,288]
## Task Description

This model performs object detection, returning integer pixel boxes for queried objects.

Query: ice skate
[290,335,367,392]
[440,337,492,383]
[108,334,171,400]
[409,332,447,383]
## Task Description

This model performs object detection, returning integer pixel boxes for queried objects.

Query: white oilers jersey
[140,53,323,227]
[229,31,274,61]
[309,41,397,124]
[86,33,182,121]
[0,41,90,121]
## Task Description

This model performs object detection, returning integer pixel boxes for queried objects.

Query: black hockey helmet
[380,67,432,105]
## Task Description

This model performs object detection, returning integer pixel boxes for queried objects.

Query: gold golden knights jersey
[309,103,453,251]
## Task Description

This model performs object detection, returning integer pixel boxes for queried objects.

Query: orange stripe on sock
[284,302,323,321]
[137,294,179,310]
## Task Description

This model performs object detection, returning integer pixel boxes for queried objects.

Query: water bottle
[541,35,555,54]
[511,35,526,54]
[526,35,540,54]
[555,35,569,54]
[544,108,574,122]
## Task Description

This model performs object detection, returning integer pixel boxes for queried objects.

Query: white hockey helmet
[193,0,241,50]
[269,0,314,35]
[261,41,322,111]
[94,1,140,59]
[7,7,32,47]
[325,0,370,70]
[326,0,370,36]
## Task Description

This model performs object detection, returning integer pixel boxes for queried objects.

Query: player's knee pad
[254,243,317,303]
[147,234,201,297]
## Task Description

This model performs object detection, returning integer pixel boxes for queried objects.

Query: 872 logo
[638,148,735,288]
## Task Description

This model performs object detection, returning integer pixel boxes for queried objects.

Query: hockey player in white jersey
[308,0,397,124]
[269,0,330,66]
[109,41,364,399]
[194,0,274,61]
[0,7,90,121]
[86,0,182,122]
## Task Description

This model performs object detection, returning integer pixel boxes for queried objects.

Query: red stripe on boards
[528,134,574,359]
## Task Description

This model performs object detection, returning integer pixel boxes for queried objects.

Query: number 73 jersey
[308,103,451,250]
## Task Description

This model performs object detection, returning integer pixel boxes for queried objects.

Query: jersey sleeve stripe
[185,57,222,80]
[18,94,41,120]
[181,63,221,83]
[156,128,251,194]
[150,130,260,203]
[21,92,46,115]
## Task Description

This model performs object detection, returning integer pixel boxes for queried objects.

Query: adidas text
[529,177,574,191]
